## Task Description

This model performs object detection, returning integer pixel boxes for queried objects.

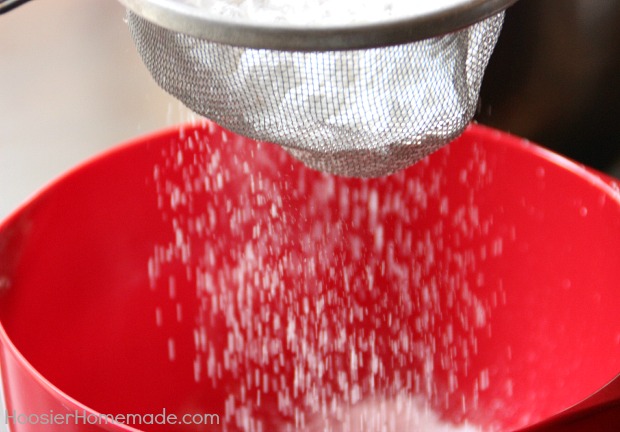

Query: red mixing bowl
[0,123,619,431]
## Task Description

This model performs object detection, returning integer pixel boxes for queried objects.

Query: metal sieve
[1,0,517,177]
[121,0,516,177]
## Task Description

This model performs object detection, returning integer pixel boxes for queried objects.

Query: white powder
[305,396,481,432]
[146,121,510,431]
[183,0,461,26]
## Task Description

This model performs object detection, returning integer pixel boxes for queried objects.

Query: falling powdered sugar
[146,121,509,431]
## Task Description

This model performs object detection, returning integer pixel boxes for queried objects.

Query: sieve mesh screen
[127,11,504,177]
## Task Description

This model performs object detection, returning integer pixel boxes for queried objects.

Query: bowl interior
[0,123,619,431]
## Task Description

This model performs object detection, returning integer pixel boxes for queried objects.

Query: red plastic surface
[0,123,619,431]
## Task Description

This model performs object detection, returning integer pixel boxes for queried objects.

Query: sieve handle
[0,0,31,14]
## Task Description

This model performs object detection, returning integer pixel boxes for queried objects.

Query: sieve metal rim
[119,0,516,51]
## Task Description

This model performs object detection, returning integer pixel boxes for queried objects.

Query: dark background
[477,0,620,177]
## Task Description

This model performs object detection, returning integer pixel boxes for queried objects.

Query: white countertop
[0,0,192,221]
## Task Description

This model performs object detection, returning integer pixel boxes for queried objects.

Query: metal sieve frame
[118,0,517,51]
